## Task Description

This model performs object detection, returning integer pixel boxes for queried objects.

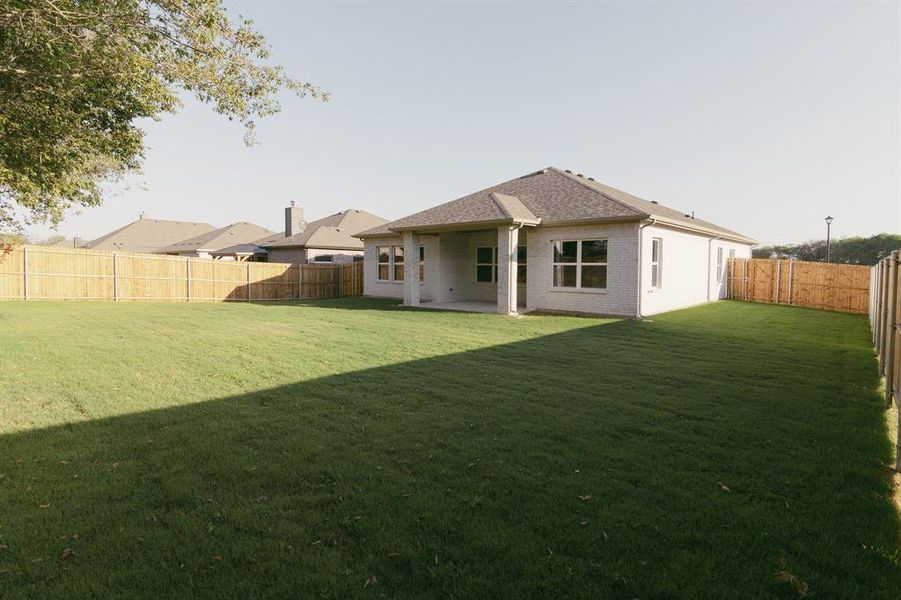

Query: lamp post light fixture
[825,215,834,262]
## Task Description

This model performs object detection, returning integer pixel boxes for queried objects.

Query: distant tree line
[752,233,901,265]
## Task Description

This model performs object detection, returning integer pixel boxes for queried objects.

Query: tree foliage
[0,0,326,230]
[752,233,901,265]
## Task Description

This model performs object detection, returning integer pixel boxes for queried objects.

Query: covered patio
[415,300,502,314]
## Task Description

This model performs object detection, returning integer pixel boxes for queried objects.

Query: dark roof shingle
[356,167,755,243]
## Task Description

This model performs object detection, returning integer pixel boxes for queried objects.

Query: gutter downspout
[707,235,723,302]
[637,219,657,318]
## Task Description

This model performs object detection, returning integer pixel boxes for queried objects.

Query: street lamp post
[825,215,834,262]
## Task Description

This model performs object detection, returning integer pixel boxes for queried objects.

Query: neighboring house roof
[85,217,217,253]
[47,238,87,248]
[357,167,755,244]
[256,209,389,250]
[210,243,268,257]
[157,222,276,255]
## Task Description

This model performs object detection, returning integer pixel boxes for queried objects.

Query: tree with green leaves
[0,0,327,231]
[753,233,901,265]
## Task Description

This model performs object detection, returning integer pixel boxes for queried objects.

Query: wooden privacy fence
[870,250,900,414]
[0,245,363,302]
[726,258,870,314]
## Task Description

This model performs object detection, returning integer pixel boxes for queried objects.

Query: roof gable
[356,167,755,243]
[85,218,217,253]
[157,222,276,254]
[258,209,389,249]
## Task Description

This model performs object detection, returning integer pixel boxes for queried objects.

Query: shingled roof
[85,217,216,253]
[157,222,276,255]
[356,167,755,244]
[256,209,389,250]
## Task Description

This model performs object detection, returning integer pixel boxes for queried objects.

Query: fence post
[246,262,252,301]
[22,246,28,300]
[885,251,898,407]
[875,261,883,344]
[186,258,191,302]
[880,257,891,373]
[787,260,794,305]
[338,264,344,298]
[774,260,782,304]
[113,252,119,302]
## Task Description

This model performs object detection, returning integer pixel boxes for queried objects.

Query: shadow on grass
[1,312,899,597]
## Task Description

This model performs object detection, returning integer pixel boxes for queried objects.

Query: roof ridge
[546,167,647,217]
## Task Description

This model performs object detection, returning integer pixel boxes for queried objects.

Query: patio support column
[403,231,420,306]
[497,226,518,315]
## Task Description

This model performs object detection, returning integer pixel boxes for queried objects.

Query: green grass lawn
[0,299,898,597]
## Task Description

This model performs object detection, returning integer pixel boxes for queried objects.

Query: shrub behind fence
[0,245,363,302]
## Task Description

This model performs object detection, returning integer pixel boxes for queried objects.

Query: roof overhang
[389,217,541,235]
[646,216,757,245]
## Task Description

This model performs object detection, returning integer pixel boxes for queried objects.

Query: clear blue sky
[31,1,900,245]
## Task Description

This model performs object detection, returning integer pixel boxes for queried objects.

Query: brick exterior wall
[363,236,440,301]
[363,222,749,318]
[526,223,640,317]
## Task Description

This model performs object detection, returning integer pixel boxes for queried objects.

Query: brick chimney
[285,201,304,237]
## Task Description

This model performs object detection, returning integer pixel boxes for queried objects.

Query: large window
[476,246,497,283]
[716,247,723,283]
[651,238,662,288]
[553,239,607,289]
[376,245,422,282]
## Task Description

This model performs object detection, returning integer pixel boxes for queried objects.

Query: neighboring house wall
[526,223,640,317]
[305,248,362,264]
[266,248,362,264]
[266,248,306,264]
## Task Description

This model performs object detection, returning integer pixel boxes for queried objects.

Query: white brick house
[356,167,755,318]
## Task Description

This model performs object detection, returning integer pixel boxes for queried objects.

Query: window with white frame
[517,245,527,284]
[377,246,390,281]
[651,238,662,288]
[716,247,724,283]
[552,239,607,289]
[393,246,404,281]
[313,254,334,263]
[376,245,421,282]
[476,246,497,283]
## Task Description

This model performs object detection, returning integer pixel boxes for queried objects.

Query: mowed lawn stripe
[0,299,897,597]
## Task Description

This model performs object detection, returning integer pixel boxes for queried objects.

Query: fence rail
[0,244,363,302]
[726,257,870,314]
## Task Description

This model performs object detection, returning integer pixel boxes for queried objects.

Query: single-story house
[355,167,756,317]
[156,222,276,259]
[84,214,216,254]
[253,202,389,264]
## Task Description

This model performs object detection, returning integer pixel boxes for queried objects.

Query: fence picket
[0,245,364,302]
[726,258,870,314]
